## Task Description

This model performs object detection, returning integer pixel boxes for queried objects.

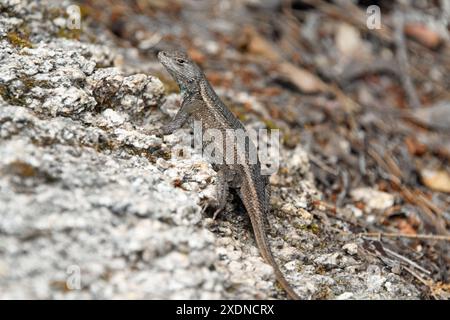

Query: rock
[335,23,363,58]
[411,100,450,131]
[420,169,450,193]
[98,109,125,128]
[314,253,341,267]
[367,273,387,293]
[336,292,354,300]
[351,187,395,212]
[342,243,358,256]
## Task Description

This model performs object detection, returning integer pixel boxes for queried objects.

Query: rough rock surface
[0,0,420,299]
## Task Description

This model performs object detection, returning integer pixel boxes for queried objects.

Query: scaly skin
[153,50,299,299]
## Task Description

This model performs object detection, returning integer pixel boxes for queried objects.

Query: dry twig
[393,10,422,109]
[360,232,450,242]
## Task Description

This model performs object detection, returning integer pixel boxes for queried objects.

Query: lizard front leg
[148,106,190,136]
[148,98,202,136]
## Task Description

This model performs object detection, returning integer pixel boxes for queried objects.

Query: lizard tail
[246,208,300,300]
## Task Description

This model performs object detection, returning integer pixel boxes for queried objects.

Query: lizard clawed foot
[200,203,209,215]
[212,204,226,220]
[199,199,226,220]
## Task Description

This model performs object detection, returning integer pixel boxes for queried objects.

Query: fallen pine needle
[359,232,450,242]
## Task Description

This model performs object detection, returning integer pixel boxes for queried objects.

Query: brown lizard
[151,50,299,299]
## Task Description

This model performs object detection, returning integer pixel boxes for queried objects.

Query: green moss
[0,84,27,106]
[78,4,93,20]
[262,118,279,133]
[296,222,320,235]
[40,6,87,40]
[0,75,53,106]
[318,241,327,250]
[151,149,171,161]
[7,160,37,177]
[21,77,52,89]
[309,223,320,235]
[5,160,58,184]
[236,113,248,122]
[281,131,300,148]
[57,27,81,40]
[43,5,86,39]
[6,31,32,48]
[94,62,110,69]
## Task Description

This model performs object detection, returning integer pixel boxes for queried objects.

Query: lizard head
[157,50,203,91]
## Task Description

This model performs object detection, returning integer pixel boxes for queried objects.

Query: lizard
[151,50,299,300]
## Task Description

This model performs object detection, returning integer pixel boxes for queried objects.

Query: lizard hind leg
[211,166,241,220]
[212,167,229,220]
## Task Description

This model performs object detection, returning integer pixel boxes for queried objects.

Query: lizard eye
[176,58,186,64]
